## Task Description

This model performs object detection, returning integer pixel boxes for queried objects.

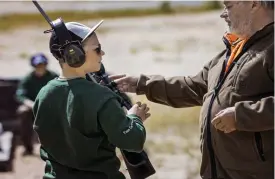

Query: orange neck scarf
[223,33,248,72]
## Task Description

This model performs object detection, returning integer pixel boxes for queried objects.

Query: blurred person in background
[16,53,58,156]
[111,1,274,179]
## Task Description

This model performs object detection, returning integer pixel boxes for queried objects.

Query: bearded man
[111,1,274,179]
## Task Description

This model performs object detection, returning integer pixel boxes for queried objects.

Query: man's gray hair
[260,0,274,10]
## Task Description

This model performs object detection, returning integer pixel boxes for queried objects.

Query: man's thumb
[113,76,130,84]
[108,74,126,81]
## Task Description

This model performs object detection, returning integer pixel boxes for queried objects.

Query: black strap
[52,18,72,46]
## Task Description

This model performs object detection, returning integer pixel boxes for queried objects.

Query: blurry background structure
[0,1,224,179]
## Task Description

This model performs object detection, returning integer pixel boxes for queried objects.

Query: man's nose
[220,9,227,18]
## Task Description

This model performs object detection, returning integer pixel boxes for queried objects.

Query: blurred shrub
[203,1,223,10]
[159,1,173,13]
[19,52,29,59]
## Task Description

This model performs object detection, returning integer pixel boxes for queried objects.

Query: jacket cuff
[127,114,143,125]
[136,74,149,95]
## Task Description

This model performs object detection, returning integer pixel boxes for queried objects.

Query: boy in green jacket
[32,21,150,179]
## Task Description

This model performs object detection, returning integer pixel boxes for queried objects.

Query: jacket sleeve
[98,97,146,153]
[136,61,212,108]
[235,96,274,131]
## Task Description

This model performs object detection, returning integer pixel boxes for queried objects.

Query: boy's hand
[128,102,151,122]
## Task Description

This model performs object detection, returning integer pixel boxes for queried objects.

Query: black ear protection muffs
[51,18,86,68]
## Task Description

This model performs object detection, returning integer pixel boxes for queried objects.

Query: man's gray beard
[226,25,232,33]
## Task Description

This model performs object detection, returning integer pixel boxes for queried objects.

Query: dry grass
[0,45,7,49]
[129,47,138,55]
[151,44,164,52]
[18,52,29,60]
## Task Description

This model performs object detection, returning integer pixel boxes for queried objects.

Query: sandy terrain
[0,10,228,179]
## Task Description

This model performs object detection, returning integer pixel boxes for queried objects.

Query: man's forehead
[224,1,243,5]
[224,1,232,5]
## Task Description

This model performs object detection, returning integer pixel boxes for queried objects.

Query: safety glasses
[94,44,101,55]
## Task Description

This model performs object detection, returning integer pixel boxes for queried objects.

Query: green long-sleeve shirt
[32,77,146,179]
[16,70,58,103]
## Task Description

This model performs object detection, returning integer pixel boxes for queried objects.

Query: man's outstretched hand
[109,74,139,93]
